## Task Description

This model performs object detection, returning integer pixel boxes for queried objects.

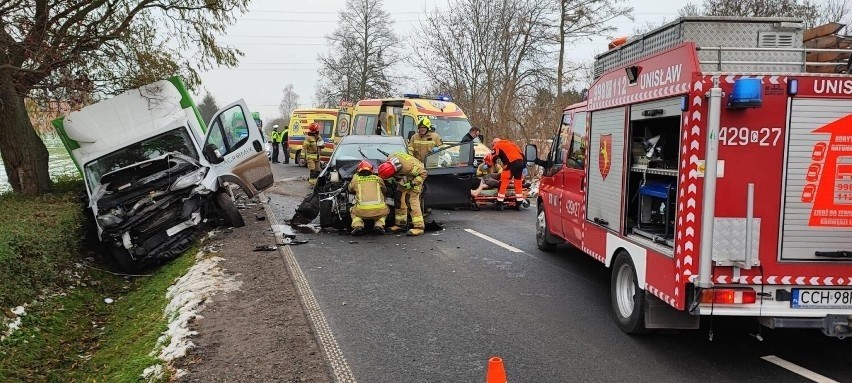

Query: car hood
[95,153,203,210]
[329,159,385,179]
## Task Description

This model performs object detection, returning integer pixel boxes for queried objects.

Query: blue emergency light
[436,94,452,101]
[727,78,763,109]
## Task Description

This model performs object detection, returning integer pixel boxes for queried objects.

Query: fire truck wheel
[536,206,556,251]
[611,253,649,334]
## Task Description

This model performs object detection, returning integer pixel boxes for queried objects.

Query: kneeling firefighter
[305,122,324,185]
[349,160,389,236]
[377,152,427,236]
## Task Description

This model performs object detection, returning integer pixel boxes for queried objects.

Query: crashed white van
[53,77,272,269]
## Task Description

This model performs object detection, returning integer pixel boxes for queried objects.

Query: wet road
[266,163,851,383]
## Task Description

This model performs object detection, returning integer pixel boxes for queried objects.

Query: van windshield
[425,116,472,142]
[84,127,198,192]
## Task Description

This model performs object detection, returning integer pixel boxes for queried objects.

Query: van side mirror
[525,144,538,164]
[203,144,224,164]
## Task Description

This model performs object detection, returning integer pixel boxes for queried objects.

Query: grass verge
[0,179,199,383]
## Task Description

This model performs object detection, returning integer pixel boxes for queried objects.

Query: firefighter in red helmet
[304,122,324,185]
[348,160,389,236]
[377,151,427,236]
[490,138,525,210]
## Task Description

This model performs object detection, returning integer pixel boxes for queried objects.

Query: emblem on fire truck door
[599,134,612,181]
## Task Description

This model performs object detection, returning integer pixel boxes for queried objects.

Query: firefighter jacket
[348,174,389,219]
[408,131,443,162]
[304,134,323,160]
[492,139,524,165]
[388,152,427,189]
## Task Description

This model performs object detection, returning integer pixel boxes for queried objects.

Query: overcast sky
[196,0,693,122]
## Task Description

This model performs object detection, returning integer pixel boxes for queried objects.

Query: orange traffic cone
[485,356,507,383]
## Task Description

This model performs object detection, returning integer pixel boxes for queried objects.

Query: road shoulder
[176,201,332,383]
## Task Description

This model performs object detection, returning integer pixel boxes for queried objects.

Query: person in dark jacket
[461,126,481,143]
[281,125,290,164]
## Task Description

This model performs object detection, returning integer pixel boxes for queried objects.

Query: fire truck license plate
[791,289,852,309]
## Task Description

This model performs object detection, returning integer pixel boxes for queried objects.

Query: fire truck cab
[533,17,852,338]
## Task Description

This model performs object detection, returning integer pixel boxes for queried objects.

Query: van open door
[202,100,273,197]
[423,142,476,208]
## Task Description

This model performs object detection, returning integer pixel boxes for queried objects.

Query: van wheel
[216,192,245,228]
[296,151,306,167]
[611,253,649,334]
[536,206,556,251]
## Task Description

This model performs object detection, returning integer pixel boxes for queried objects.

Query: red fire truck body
[536,17,852,337]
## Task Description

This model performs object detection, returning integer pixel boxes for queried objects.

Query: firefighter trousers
[394,188,424,229]
[307,155,320,184]
[497,160,524,202]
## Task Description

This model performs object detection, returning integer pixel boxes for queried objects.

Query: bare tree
[0,1,248,195]
[278,84,300,120]
[549,0,633,96]
[198,92,220,125]
[315,0,400,107]
[682,0,834,28]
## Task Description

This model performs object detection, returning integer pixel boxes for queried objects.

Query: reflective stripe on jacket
[389,152,427,186]
[304,134,322,158]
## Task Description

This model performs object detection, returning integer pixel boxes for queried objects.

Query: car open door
[202,100,273,197]
[423,142,476,208]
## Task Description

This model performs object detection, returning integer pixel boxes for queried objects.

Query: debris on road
[255,214,266,221]
[253,245,278,252]
[425,221,444,232]
[104,298,114,304]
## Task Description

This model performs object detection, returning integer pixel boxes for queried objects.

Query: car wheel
[108,244,138,273]
[216,192,245,228]
[611,252,649,334]
[319,198,333,228]
[536,206,556,251]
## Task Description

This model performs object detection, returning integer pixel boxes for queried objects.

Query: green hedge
[0,179,86,308]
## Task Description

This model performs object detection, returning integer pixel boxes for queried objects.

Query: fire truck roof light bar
[698,77,723,289]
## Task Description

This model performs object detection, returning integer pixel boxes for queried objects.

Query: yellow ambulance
[334,94,490,159]
[287,108,338,166]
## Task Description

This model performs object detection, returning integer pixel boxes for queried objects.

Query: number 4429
[719,127,782,147]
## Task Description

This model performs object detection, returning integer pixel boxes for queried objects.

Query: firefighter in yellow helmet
[349,160,390,236]
[304,122,324,185]
[408,116,443,163]
[377,152,427,236]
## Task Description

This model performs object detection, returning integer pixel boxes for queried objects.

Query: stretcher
[471,185,531,211]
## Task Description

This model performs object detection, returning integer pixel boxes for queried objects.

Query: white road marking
[761,355,839,383]
[465,229,524,253]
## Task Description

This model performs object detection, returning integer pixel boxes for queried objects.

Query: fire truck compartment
[781,98,852,261]
[586,107,627,231]
[624,98,682,249]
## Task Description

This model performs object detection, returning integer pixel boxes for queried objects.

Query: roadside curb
[263,194,356,383]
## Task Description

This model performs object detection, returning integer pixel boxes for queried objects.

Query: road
[266,163,851,383]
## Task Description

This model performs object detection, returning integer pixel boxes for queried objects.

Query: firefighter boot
[495,201,505,211]
[407,228,424,236]
[351,226,366,236]
[388,225,407,234]
[372,226,385,235]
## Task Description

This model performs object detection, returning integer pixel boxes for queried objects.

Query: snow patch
[142,249,241,382]
[1,306,27,342]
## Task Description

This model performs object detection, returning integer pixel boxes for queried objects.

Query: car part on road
[254,245,278,251]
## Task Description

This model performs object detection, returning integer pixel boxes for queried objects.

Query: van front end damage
[92,154,215,266]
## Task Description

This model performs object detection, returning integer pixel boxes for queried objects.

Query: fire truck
[532,17,852,338]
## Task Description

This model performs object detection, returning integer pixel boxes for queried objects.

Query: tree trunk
[557,0,566,97]
[0,71,51,195]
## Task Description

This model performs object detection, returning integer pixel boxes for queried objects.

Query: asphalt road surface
[267,163,851,383]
